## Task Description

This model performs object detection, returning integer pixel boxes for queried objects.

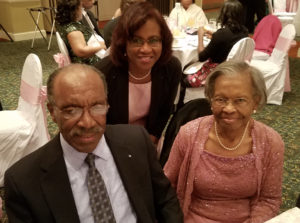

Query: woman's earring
[253,109,257,114]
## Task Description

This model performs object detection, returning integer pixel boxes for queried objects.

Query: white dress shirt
[169,3,208,29]
[60,134,137,223]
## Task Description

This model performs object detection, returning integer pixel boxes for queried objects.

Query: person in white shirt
[169,0,208,29]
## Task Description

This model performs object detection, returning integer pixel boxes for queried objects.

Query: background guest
[96,1,181,145]
[238,0,266,33]
[5,64,183,223]
[56,0,106,65]
[185,0,248,87]
[81,0,103,37]
[164,61,284,222]
[103,0,146,48]
[169,0,208,30]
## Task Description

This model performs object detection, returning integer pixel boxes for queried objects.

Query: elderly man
[4,64,183,223]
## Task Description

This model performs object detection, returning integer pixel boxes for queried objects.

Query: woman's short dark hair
[110,1,173,66]
[217,0,247,33]
[56,0,81,25]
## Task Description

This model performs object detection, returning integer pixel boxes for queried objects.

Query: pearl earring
[253,110,257,114]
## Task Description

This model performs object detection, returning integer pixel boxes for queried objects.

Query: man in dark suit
[81,0,102,37]
[4,64,183,223]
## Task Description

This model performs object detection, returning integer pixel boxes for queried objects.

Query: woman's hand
[67,31,105,58]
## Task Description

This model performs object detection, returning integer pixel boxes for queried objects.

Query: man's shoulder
[5,136,60,176]
[105,124,145,137]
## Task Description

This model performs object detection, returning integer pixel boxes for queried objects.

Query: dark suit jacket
[5,125,183,223]
[81,9,102,37]
[95,56,182,138]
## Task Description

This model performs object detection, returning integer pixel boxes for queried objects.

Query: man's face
[48,67,107,153]
[82,0,95,10]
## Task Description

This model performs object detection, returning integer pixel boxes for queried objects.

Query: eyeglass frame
[212,97,251,108]
[128,36,162,48]
[53,103,109,120]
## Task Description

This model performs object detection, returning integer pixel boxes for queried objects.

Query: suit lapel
[104,127,150,222]
[39,136,80,223]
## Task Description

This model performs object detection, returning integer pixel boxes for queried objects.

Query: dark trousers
[239,0,266,33]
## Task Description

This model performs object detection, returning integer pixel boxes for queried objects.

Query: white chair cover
[53,32,71,67]
[293,2,300,36]
[250,24,296,105]
[268,0,296,27]
[183,37,255,104]
[0,54,50,186]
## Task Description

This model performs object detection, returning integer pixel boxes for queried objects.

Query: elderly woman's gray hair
[204,61,267,110]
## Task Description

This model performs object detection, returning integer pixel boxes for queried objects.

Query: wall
[0,0,46,41]
[98,0,120,21]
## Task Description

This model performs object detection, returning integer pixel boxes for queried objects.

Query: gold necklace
[128,70,151,81]
[214,120,250,151]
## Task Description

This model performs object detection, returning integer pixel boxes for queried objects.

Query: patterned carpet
[0,37,300,222]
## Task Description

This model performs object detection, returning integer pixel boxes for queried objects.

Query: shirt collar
[60,133,110,171]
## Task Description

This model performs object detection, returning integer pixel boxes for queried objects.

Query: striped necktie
[85,153,116,223]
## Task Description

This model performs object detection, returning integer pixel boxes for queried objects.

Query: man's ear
[47,102,57,123]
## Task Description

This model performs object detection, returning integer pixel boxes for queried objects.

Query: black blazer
[81,10,102,37]
[95,56,182,138]
[5,125,183,223]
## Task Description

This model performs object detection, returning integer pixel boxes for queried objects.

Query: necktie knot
[85,153,96,168]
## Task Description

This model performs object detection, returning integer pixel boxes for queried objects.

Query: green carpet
[0,37,300,222]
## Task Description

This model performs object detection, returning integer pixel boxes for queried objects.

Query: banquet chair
[252,15,282,60]
[183,37,255,104]
[53,32,71,67]
[293,3,300,36]
[0,53,50,186]
[250,24,296,105]
[267,0,296,27]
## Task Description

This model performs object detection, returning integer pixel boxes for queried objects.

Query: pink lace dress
[186,150,257,223]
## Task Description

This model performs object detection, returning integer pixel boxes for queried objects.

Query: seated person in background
[164,61,284,223]
[96,2,181,145]
[56,0,106,65]
[4,64,184,223]
[103,0,145,48]
[169,0,208,31]
[185,0,248,87]
[81,0,103,38]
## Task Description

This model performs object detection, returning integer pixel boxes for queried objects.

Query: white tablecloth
[172,34,210,69]
[265,207,300,222]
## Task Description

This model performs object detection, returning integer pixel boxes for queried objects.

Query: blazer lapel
[39,135,80,223]
[104,128,151,222]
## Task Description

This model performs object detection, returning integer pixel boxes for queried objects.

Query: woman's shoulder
[62,22,82,33]
[253,120,284,151]
[180,115,213,135]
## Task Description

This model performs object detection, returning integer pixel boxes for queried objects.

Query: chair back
[269,23,296,64]
[273,0,287,12]
[253,15,282,55]
[227,37,255,62]
[0,54,50,186]
[293,3,300,36]
[54,32,71,67]
[18,53,50,142]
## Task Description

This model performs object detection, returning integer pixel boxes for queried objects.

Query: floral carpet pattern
[0,37,300,222]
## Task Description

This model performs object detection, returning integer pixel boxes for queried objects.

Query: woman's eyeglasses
[212,97,250,108]
[128,36,162,48]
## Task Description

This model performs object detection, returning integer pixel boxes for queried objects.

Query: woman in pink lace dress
[164,61,284,223]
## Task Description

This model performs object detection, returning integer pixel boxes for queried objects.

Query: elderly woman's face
[126,18,162,74]
[211,73,258,131]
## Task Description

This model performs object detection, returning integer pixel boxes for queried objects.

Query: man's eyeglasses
[128,36,162,48]
[54,104,109,120]
[212,97,250,108]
